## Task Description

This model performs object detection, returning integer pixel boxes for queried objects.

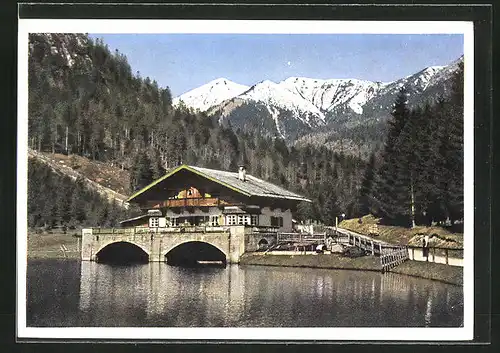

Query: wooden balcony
[162,197,224,208]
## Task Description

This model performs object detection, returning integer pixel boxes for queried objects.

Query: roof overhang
[127,164,252,203]
[127,164,312,204]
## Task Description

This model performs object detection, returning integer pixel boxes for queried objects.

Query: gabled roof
[127,164,311,203]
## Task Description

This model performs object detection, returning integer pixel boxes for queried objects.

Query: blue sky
[89,34,463,97]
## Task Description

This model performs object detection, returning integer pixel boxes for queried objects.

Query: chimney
[238,165,247,182]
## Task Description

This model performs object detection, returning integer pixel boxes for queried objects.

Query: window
[271,216,283,228]
[251,215,259,226]
[226,215,237,225]
[150,217,159,227]
[237,215,251,225]
[167,217,178,226]
[210,215,219,226]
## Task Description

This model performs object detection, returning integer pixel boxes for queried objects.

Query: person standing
[423,235,430,261]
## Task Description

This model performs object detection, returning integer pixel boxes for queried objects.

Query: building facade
[123,164,311,232]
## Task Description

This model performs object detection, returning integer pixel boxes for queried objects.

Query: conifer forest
[27,33,464,230]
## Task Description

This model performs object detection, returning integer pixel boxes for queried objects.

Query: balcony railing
[161,197,222,208]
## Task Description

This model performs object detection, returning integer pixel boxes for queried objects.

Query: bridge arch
[258,238,269,249]
[163,240,228,266]
[95,241,150,264]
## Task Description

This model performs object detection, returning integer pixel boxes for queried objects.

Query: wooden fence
[380,247,409,271]
[336,229,409,271]
[406,245,463,266]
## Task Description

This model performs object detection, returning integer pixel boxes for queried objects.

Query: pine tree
[70,176,87,225]
[372,87,411,225]
[444,63,464,224]
[295,201,313,223]
[130,151,154,192]
[358,152,376,216]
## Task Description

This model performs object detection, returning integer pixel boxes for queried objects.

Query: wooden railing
[406,245,463,266]
[380,247,409,271]
[162,197,222,208]
[335,229,388,256]
[336,229,409,271]
[277,232,327,243]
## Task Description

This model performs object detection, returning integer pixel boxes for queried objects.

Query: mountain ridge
[173,56,463,143]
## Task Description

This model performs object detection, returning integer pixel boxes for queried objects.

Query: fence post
[445,248,449,265]
[371,240,374,255]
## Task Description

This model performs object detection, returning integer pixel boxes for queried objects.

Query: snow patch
[173,78,250,111]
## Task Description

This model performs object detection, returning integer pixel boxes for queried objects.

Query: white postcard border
[17,19,474,342]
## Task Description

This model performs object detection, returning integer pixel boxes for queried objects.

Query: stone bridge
[81,226,277,264]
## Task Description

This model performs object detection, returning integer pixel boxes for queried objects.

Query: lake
[26,259,463,327]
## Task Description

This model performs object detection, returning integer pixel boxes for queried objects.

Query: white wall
[156,206,293,231]
[164,207,221,218]
[260,207,293,232]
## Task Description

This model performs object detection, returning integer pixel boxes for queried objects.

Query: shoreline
[240,253,463,286]
[27,233,463,286]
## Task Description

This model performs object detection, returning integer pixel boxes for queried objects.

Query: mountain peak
[173,78,249,111]
[210,77,232,85]
[173,55,461,141]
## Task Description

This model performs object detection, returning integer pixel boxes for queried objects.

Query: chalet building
[122,165,311,232]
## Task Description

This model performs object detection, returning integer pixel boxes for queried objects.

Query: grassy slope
[32,150,131,197]
[340,214,463,248]
[27,232,81,259]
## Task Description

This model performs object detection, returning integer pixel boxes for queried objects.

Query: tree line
[28,33,365,228]
[357,62,464,228]
[28,33,463,230]
[28,158,138,229]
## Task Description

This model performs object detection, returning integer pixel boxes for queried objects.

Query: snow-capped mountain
[173,56,462,141]
[279,77,383,115]
[173,78,249,112]
[238,80,326,126]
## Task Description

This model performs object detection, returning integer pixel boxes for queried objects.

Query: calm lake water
[27,259,463,327]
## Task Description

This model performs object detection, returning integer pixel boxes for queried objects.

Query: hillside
[27,32,463,232]
[27,155,137,230]
[29,149,130,205]
[28,33,369,226]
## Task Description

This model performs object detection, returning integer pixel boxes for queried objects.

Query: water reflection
[28,260,463,327]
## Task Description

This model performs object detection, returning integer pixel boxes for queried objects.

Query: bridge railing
[89,226,231,235]
[335,229,409,271]
[277,232,327,243]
